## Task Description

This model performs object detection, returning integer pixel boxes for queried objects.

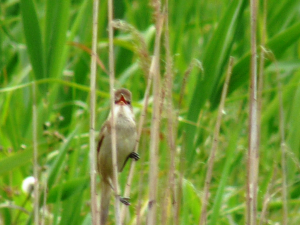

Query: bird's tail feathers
[100,182,111,225]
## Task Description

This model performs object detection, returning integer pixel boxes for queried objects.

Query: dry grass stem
[176,131,186,225]
[117,15,155,225]
[199,57,234,225]
[147,2,163,223]
[276,63,288,225]
[147,55,161,225]
[257,1,269,224]
[68,41,108,74]
[259,167,277,225]
[112,20,151,79]
[32,82,39,225]
[178,59,203,109]
[162,0,178,223]
[120,55,153,223]
[247,0,259,224]
[260,45,289,225]
[261,45,289,224]
[107,0,121,224]
[109,22,153,223]
[89,0,100,224]
[41,174,48,225]
[108,0,121,225]
[257,0,267,149]
[174,59,202,225]
[135,148,147,225]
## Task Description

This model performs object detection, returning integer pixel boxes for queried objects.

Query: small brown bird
[97,88,139,225]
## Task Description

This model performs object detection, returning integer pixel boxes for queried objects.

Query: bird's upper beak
[115,94,127,105]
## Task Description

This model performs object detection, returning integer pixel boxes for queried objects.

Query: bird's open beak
[116,94,127,105]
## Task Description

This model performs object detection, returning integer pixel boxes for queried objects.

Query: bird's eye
[126,101,131,105]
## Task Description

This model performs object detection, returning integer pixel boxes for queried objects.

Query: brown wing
[97,121,111,155]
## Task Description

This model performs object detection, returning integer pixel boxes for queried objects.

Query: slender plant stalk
[261,40,289,225]
[176,131,186,225]
[257,0,267,150]
[147,1,163,223]
[111,20,151,79]
[178,59,203,108]
[12,191,32,224]
[32,82,39,225]
[108,0,121,224]
[257,0,266,223]
[199,57,234,225]
[276,63,288,225]
[41,174,48,225]
[174,59,202,225]
[147,55,161,225]
[163,0,178,223]
[259,47,288,224]
[89,0,100,224]
[247,0,258,224]
[120,55,154,224]
[67,41,108,75]
[259,166,277,225]
[136,152,146,225]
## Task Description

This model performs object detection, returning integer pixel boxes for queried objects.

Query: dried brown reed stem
[275,60,288,225]
[68,41,108,75]
[120,52,154,225]
[178,59,203,108]
[112,20,151,79]
[259,166,277,225]
[136,145,147,225]
[111,18,152,225]
[161,1,178,223]
[247,0,259,224]
[89,0,100,224]
[260,46,288,224]
[199,57,234,225]
[176,131,186,225]
[257,0,267,224]
[257,0,267,149]
[32,82,39,225]
[41,174,47,225]
[147,0,163,223]
[278,97,288,225]
[108,0,121,224]
[147,54,161,225]
[174,59,202,225]
[262,41,289,225]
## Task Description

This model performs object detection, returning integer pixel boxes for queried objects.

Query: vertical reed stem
[108,0,121,224]
[147,5,163,223]
[199,57,234,225]
[32,82,39,225]
[247,0,258,224]
[89,0,100,224]
[277,64,288,225]
[120,57,154,224]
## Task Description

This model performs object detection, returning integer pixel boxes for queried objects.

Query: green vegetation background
[1,0,300,224]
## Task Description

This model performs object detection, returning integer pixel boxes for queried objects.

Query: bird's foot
[120,197,130,206]
[129,152,140,161]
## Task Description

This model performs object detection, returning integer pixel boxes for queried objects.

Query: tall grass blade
[44,0,70,78]
[20,0,45,85]
[185,0,246,163]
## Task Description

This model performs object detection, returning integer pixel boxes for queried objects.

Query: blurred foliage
[1,0,300,224]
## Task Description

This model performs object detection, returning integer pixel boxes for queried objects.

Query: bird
[97,88,139,225]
